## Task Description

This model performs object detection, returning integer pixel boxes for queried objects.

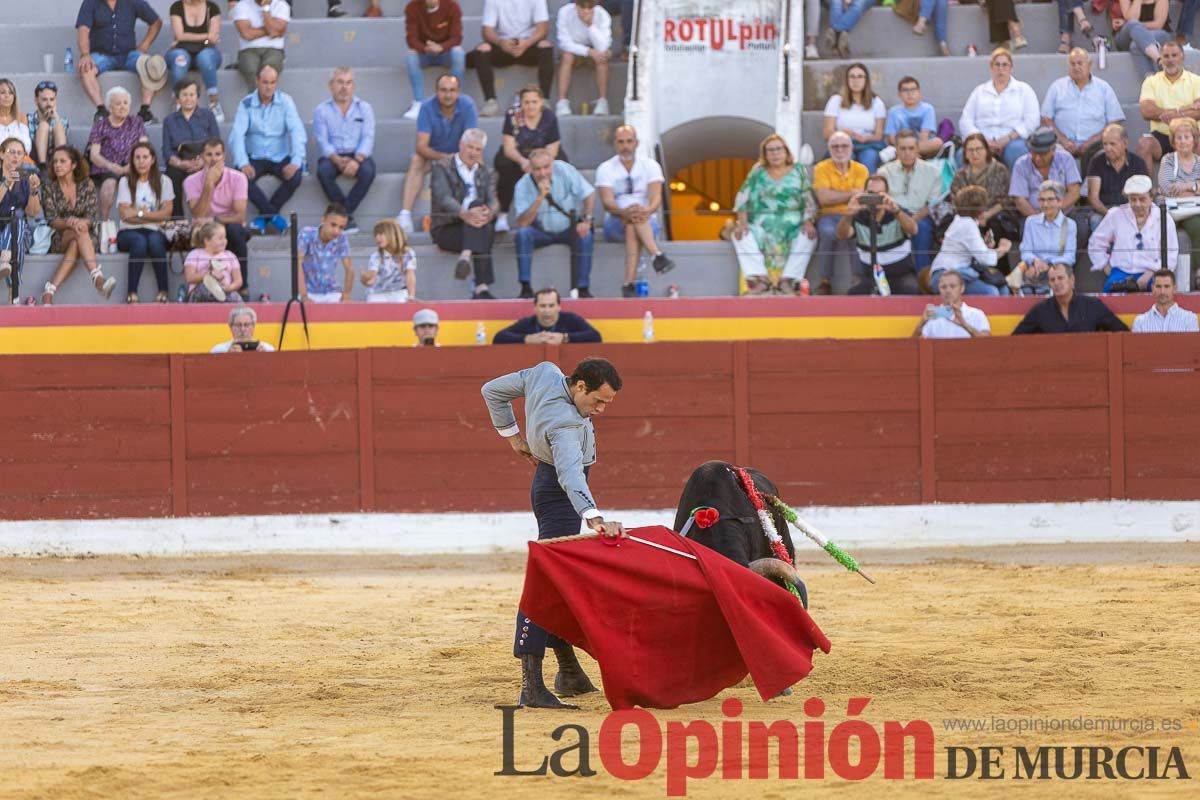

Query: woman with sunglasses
[41,145,115,304]
[0,78,31,154]
[0,137,40,283]
[116,142,174,303]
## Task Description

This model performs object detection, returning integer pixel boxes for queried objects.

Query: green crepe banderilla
[768,497,875,585]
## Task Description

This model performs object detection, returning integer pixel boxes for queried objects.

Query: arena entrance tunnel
[658,117,776,241]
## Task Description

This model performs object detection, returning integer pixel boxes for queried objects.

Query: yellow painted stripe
[0,314,1140,354]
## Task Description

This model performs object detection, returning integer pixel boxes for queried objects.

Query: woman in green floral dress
[732,134,817,294]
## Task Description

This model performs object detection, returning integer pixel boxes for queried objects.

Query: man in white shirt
[469,0,554,116]
[595,125,674,297]
[914,269,992,338]
[1132,269,1200,332]
[211,305,276,353]
[555,0,612,117]
[231,0,291,89]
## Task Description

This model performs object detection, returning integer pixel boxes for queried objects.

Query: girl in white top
[0,79,31,154]
[958,48,1040,169]
[931,185,1012,297]
[116,142,175,303]
[822,63,887,173]
[362,218,417,302]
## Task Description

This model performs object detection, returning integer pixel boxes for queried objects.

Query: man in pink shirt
[185,137,252,298]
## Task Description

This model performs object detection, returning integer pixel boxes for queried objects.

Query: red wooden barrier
[0,334,1196,521]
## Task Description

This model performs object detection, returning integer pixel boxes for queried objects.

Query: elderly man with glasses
[211,305,275,353]
[1088,174,1179,292]
[811,131,868,295]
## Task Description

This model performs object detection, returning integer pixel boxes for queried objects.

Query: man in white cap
[1088,174,1178,293]
[412,308,440,346]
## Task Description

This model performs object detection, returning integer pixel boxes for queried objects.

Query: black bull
[672,461,809,607]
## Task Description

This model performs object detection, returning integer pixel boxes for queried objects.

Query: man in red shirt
[404,0,465,120]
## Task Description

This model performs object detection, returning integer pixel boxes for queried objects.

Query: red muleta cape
[519,525,832,710]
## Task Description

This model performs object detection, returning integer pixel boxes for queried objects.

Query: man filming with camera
[211,305,275,353]
[835,174,922,295]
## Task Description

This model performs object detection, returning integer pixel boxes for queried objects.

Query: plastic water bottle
[475,321,486,344]
[642,311,655,342]
[1095,38,1107,71]
[799,278,810,296]
[64,47,74,73]
[667,284,679,298]
[873,264,892,296]
[635,255,650,297]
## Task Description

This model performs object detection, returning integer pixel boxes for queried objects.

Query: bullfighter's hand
[587,517,625,539]
[507,433,539,466]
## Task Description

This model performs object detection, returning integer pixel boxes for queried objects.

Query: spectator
[469,0,555,117]
[212,304,275,352]
[950,132,1021,247]
[555,0,612,117]
[493,287,602,343]
[1086,123,1149,232]
[87,86,149,221]
[75,0,165,123]
[41,145,112,305]
[229,64,306,235]
[116,142,173,303]
[823,63,886,173]
[298,203,354,303]
[1056,1,1097,53]
[513,149,595,298]
[327,1,348,18]
[0,79,31,154]
[430,128,499,299]
[403,0,466,121]
[820,0,877,59]
[184,219,243,301]
[913,270,991,338]
[1157,116,1200,280]
[362,219,417,303]
[1132,269,1199,331]
[1008,180,1076,296]
[27,81,69,169]
[314,67,376,234]
[731,133,816,296]
[495,85,564,234]
[803,0,821,59]
[412,307,440,346]
[1136,40,1200,176]
[1115,0,1172,76]
[979,0,1026,49]
[1010,126,1082,219]
[365,0,384,17]
[1179,0,1200,48]
[598,0,633,58]
[231,0,290,89]
[1012,262,1129,333]
[836,174,922,295]
[166,1,225,122]
[594,124,674,297]
[1041,49,1124,166]
[930,184,1013,296]
[398,73,477,235]
[0,138,42,282]
[959,48,1039,169]
[879,129,941,269]
[885,77,943,158]
[1089,174,1178,292]
[162,78,220,214]
[185,138,251,296]
[812,131,869,296]
[911,0,951,57]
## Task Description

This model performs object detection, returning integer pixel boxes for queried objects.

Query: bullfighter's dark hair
[570,358,622,392]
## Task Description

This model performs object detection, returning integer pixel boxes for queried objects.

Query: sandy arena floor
[2,542,1199,799]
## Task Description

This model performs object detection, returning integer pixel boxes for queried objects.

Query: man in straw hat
[74,0,166,124]
[482,358,624,708]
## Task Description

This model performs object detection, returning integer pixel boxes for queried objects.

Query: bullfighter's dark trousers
[514,462,589,657]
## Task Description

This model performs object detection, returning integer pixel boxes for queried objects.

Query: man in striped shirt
[1132,270,1200,332]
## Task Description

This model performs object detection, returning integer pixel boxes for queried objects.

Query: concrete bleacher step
[33,0,550,23]
[8,61,626,122]
[13,239,735,306]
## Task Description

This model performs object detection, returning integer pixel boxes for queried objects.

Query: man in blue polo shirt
[512,149,597,298]
[398,73,477,234]
[313,67,377,234]
[75,0,164,123]
[229,63,307,235]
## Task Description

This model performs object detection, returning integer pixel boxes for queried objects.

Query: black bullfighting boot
[519,654,579,709]
[552,644,598,697]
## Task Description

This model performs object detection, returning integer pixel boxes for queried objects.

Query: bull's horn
[747,557,802,587]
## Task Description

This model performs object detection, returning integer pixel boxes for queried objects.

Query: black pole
[1160,196,1169,271]
[277,211,310,351]
[8,211,21,303]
